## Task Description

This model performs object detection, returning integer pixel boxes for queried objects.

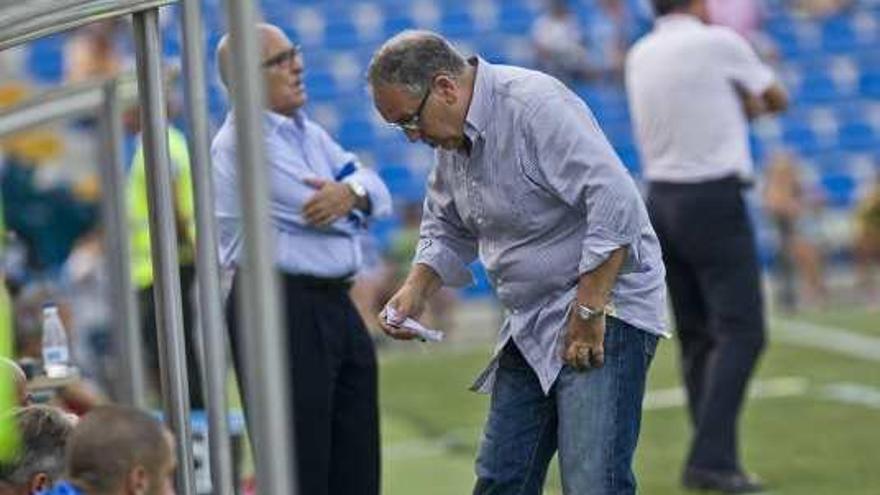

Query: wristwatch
[346,180,368,206]
[575,303,605,322]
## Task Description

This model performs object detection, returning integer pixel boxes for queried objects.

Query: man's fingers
[564,342,604,371]
[378,320,417,340]
[303,177,327,189]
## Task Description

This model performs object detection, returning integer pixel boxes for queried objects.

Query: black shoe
[682,467,766,493]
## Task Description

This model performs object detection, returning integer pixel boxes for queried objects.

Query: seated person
[47,406,174,495]
[0,405,75,495]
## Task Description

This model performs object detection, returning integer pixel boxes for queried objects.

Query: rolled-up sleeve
[413,167,478,287]
[522,94,648,275]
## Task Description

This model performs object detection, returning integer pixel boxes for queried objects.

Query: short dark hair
[652,0,694,16]
[66,406,170,493]
[0,406,74,488]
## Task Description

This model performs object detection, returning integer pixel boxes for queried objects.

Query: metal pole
[132,9,196,495]
[179,0,234,492]
[98,79,147,408]
[223,1,297,493]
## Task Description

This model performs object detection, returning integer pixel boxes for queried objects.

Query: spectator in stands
[793,0,853,18]
[762,150,827,311]
[626,0,788,492]
[530,0,592,83]
[0,358,28,407]
[854,175,880,307]
[47,405,174,495]
[584,0,637,81]
[369,30,666,495]
[213,23,391,495]
[707,0,778,61]
[64,19,125,83]
[0,405,75,495]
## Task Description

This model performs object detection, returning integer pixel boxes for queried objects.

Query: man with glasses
[212,24,391,495]
[369,31,667,494]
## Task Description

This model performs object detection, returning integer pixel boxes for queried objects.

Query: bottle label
[43,347,69,364]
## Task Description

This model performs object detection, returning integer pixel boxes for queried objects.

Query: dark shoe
[682,467,766,493]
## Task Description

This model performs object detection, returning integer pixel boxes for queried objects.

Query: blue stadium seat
[820,172,857,208]
[383,14,415,38]
[304,70,338,101]
[27,35,65,83]
[338,118,376,151]
[497,1,533,35]
[860,67,880,98]
[782,116,823,154]
[838,120,877,151]
[822,15,858,53]
[797,69,839,103]
[440,8,476,38]
[324,18,360,51]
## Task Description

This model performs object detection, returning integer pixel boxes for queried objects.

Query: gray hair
[0,406,74,487]
[368,30,468,97]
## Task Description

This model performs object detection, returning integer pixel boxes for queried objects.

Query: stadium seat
[27,35,64,83]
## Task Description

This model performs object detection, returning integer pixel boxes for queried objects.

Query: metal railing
[0,0,297,493]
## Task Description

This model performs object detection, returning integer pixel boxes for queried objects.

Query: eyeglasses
[262,46,301,69]
[393,84,433,133]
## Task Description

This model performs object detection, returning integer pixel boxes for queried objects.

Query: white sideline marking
[643,376,808,410]
[772,318,880,361]
[820,382,880,410]
[386,377,810,460]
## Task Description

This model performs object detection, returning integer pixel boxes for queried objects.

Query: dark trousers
[647,177,766,473]
[226,272,380,495]
[139,264,204,409]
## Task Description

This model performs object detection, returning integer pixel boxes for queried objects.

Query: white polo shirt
[625,14,776,183]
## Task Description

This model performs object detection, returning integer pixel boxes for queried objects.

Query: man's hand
[379,283,429,340]
[562,310,606,370]
[302,177,356,227]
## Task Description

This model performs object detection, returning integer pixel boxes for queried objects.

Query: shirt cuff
[348,169,392,219]
[578,226,642,275]
[413,238,475,288]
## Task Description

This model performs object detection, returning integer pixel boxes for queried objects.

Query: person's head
[652,0,708,21]
[0,358,29,407]
[66,406,175,495]
[368,30,474,150]
[0,406,75,495]
[216,23,306,116]
[549,0,571,17]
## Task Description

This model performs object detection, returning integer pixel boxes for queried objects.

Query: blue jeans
[473,317,659,495]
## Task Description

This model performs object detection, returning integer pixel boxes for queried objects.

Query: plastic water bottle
[41,304,70,378]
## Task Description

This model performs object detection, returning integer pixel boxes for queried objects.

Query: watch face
[349,181,367,198]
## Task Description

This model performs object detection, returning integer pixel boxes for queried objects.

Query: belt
[284,273,354,291]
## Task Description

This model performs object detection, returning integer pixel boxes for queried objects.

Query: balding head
[216,23,306,115]
[368,30,467,98]
[66,406,175,495]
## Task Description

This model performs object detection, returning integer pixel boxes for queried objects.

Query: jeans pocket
[643,333,660,369]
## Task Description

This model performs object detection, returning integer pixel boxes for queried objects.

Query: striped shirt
[414,58,668,394]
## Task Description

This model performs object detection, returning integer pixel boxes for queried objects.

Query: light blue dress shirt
[414,58,668,394]
[211,110,392,278]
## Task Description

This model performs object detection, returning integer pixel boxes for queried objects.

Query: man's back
[626,14,774,182]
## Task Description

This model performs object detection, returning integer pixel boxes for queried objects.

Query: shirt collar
[655,13,704,30]
[463,56,493,144]
[224,109,305,135]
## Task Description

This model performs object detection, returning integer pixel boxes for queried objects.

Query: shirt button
[477,217,484,224]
